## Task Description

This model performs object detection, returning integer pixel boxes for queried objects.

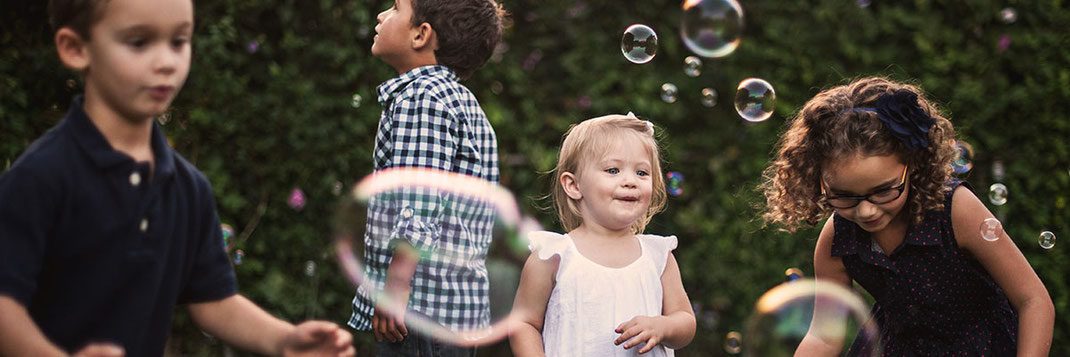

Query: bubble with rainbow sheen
[744,279,882,356]
[221,223,235,249]
[734,78,775,122]
[666,171,684,196]
[1038,231,1056,249]
[332,181,344,196]
[289,188,307,210]
[234,249,245,265]
[1000,8,1017,24]
[951,141,974,174]
[681,0,743,58]
[621,24,658,64]
[661,83,679,103]
[305,260,317,277]
[724,331,743,354]
[980,218,1003,242]
[988,183,1008,206]
[683,56,703,77]
[701,88,718,107]
[784,267,804,282]
[351,94,363,108]
[333,167,541,347]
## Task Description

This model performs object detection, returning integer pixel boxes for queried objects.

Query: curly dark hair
[760,77,957,233]
[410,0,506,80]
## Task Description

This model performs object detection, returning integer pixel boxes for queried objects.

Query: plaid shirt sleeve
[382,89,459,250]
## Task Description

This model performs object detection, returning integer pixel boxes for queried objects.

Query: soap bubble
[988,183,1008,206]
[701,88,718,107]
[744,279,881,356]
[661,83,679,103]
[725,331,743,354]
[684,56,703,77]
[784,267,804,282]
[680,0,744,58]
[289,188,307,210]
[621,24,658,64]
[951,141,973,174]
[666,171,684,196]
[351,94,363,108]
[333,167,540,346]
[1038,231,1056,249]
[980,218,1003,242]
[1000,8,1017,24]
[734,78,775,122]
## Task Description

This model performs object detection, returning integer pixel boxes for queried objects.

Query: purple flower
[873,91,935,149]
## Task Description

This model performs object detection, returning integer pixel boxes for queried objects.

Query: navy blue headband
[844,91,936,149]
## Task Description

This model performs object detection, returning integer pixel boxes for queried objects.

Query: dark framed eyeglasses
[820,165,909,209]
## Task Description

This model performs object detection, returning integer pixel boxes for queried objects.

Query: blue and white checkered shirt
[349,65,499,332]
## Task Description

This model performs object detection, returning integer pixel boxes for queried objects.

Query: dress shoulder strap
[637,234,678,275]
[527,230,572,261]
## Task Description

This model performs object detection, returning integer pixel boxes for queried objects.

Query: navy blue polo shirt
[0,96,237,354]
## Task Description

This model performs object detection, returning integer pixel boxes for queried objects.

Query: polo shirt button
[139,218,149,232]
[129,172,141,186]
[401,207,414,218]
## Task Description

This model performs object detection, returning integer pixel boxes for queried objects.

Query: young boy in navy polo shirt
[348,0,505,354]
[0,0,354,355]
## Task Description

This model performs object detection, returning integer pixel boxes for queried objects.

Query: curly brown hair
[411,0,506,80]
[760,77,956,232]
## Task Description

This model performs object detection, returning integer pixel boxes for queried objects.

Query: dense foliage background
[2,0,1068,355]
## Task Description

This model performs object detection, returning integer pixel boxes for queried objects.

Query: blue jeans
[374,331,476,357]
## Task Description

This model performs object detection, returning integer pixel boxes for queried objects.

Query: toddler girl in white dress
[510,114,695,356]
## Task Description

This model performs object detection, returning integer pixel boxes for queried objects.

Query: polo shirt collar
[376,65,457,105]
[65,95,176,181]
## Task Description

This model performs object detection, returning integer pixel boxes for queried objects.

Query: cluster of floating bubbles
[1038,231,1056,249]
[661,83,679,103]
[744,279,882,356]
[701,88,718,107]
[951,141,974,174]
[666,171,684,196]
[988,183,1008,206]
[683,56,703,77]
[734,78,776,122]
[333,167,540,347]
[621,24,658,64]
[980,217,1004,242]
[680,0,744,58]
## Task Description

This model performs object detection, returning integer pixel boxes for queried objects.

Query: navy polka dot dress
[831,180,1017,356]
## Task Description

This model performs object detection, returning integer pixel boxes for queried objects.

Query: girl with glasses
[759,77,1052,356]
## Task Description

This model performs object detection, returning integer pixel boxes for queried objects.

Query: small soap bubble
[234,249,245,265]
[332,181,344,196]
[304,260,317,277]
[701,88,718,107]
[980,218,1003,242]
[734,78,776,122]
[661,83,678,103]
[724,331,743,354]
[289,188,307,210]
[666,171,684,196]
[1000,8,1017,24]
[156,111,171,126]
[745,279,881,356]
[951,141,973,174]
[246,40,260,54]
[680,0,743,58]
[221,223,235,248]
[988,183,1008,206]
[351,94,363,108]
[997,34,1012,52]
[1038,231,1056,249]
[621,24,658,64]
[683,56,703,77]
[66,79,77,89]
[992,160,1005,180]
[784,267,804,282]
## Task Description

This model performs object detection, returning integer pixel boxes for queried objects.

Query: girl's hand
[614,316,667,354]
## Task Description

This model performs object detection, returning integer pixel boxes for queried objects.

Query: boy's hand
[614,316,667,354]
[72,343,124,357]
[371,292,409,343]
[279,321,354,357]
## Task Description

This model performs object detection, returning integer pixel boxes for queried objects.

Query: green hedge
[2,0,1067,355]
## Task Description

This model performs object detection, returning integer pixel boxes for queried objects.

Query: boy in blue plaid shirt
[349,0,506,354]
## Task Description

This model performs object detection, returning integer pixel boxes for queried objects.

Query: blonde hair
[551,114,667,233]
[759,77,956,232]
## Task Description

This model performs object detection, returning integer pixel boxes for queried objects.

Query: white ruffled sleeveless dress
[527,231,678,357]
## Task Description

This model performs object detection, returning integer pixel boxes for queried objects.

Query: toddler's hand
[73,343,124,357]
[614,316,667,354]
